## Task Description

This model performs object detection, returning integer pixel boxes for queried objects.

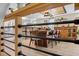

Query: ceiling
[0,3,9,20]
[0,3,76,24]
[0,3,26,24]
[0,3,27,20]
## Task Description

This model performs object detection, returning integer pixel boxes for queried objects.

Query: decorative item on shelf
[44,12,50,16]
[42,10,54,18]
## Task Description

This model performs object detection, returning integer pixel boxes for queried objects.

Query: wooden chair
[29,30,47,47]
[29,30,39,46]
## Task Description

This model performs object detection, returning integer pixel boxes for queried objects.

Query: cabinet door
[68,29,71,37]
[60,29,69,39]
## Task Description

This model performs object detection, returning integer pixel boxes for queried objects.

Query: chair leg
[55,41,57,45]
[29,38,32,46]
[35,40,38,47]
[51,41,53,48]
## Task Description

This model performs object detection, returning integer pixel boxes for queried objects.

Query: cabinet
[55,26,77,40]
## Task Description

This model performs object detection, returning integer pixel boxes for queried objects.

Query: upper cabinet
[75,3,79,10]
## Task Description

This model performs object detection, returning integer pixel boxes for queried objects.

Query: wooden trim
[0,28,1,55]
[0,24,4,56]
[15,17,22,56]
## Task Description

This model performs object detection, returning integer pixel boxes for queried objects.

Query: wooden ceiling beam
[4,3,70,21]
